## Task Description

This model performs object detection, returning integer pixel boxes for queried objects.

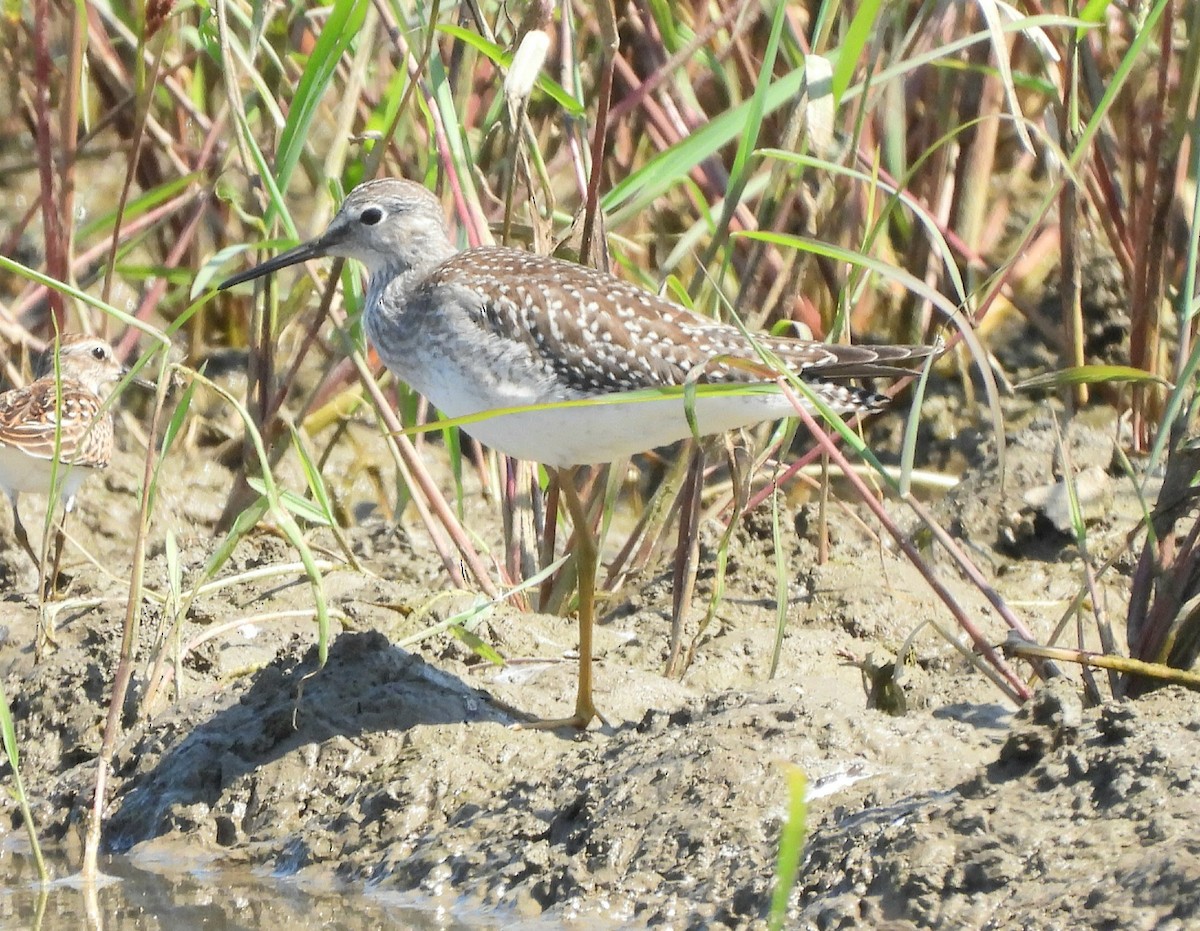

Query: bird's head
[218,178,455,290]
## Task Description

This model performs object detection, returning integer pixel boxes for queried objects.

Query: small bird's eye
[360,207,383,225]
[91,346,107,360]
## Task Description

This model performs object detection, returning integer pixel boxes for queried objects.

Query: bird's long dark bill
[217,238,329,290]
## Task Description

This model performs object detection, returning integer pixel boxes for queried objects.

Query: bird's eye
[91,346,107,360]
[360,207,383,225]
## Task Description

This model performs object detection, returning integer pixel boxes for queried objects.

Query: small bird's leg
[665,444,705,677]
[680,434,753,672]
[45,507,69,600]
[521,466,609,731]
[9,496,39,565]
[38,503,71,657]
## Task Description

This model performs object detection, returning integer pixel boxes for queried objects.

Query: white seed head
[505,30,551,103]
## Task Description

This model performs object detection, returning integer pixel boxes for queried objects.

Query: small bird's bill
[217,238,329,290]
[126,370,158,391]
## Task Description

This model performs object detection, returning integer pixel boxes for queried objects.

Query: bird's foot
[39,568,74,602]
[514,701,611,732]
[34,611,62,662]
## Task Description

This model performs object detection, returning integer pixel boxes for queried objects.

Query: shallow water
[0,841,551,931]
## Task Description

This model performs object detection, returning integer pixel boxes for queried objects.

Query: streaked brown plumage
[0,335,127,565]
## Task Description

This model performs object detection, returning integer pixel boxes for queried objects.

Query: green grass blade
[448,624,505,666]
[247,477,333,526]
[737,229,960,318]
[899,342,940,498]
[603,68,806,224]
[1148,126,1200,472]
[288,424,338,525]
[833,0,884,103]
[1016,365,1174,391]
[203,495,270,579]
[77,174,197,241]
[977,0,1035,153]
[158,371,200,461]
[757,148,969,304]
[271,506,331,665]
[273,0,369,198]
[728,0,784,186]
[0,678,48,882]
[768,765,808,931]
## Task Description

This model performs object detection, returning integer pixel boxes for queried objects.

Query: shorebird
[219,178,928,729]
[0,334,139,577]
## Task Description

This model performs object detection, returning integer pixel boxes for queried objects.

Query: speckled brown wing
[0,378,112,468]
[425,248,930,395]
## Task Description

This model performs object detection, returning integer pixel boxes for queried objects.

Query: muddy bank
[1,412,1197,929]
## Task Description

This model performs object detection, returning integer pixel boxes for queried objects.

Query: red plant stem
[666,446,704,676]
[60,5,85,304]
[9,190,198,324]
[558,12,589,196]
[606,1,749,127]
[373,0,487,249]
[116,195,208,360]
[1132,510,1200,662]
[326,308,500,599]
[504,458,521,589]
[579,1,617,265]
[1128,0,1177,445]
[538,475,561,611]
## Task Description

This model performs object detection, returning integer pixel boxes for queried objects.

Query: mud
[1,401,1197,929]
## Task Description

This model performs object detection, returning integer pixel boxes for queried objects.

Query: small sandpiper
[220,178,930,728]
[0,334,139,569]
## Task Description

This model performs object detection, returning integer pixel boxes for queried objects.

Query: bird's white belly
[0,444,93,502]
[420,374,802,467]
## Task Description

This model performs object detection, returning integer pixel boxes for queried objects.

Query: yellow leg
[520,468,608,730]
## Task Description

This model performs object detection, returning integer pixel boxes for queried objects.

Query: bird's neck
[359,226,459,343]
[367,233,458,287]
